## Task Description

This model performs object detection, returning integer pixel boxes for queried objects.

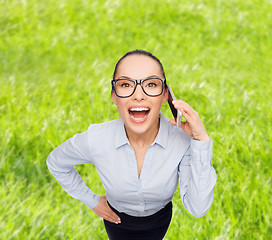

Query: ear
[111,90,117,106]
[162,87,168,104]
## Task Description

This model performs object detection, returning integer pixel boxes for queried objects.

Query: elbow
[46,155,50,167]
[183,192,214,218]
[192,208,209,218]
[192,195,214,218]
[193,193,214,218]
[46,155,50,169]
[46,153,55,173]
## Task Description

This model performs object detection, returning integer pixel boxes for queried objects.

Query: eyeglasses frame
[111,77,167,98]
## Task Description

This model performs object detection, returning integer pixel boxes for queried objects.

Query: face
[111,54,168,136]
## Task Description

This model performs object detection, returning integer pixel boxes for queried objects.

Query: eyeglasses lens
[115,78,163,97]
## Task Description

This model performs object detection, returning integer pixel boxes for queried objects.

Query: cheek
[116,101,128,116]
[151,99,163,112]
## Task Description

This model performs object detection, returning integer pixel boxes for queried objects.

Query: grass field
[0,0,271,239]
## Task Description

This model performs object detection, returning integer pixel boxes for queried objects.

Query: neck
[125,117,160,149]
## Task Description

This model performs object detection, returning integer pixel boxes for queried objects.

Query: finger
[108,211,121,223]
[172,101,188,113]
[105,205,121,223]
[180,109,190,120]
[104,215,119,224]
[173,99,192,108]
[102,210,120,224]
[173,100,195,117]
[93,206,119,224]
[178,104,193,116]
[181,105,198,120]
[168,119,176,126]
[182,104,199,118]
[175,108,191,124]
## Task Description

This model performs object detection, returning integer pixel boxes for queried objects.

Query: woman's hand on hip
[168,100,210,142]
[92,195,121,224]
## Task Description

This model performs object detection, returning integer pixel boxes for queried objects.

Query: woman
[46,49,217,240]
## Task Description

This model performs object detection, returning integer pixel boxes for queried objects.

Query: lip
[128,105,150,110]
[128,105,150,124]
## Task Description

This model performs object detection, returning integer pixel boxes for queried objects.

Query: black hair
[112,49,166,83]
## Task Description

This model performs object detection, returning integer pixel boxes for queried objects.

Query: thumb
[168,119,176,126]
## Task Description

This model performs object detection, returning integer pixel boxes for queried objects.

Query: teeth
[131,115,146,120]
[129,107,150,111]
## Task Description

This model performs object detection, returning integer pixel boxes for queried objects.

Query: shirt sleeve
[46,130,101,210]
[178,138,217,218]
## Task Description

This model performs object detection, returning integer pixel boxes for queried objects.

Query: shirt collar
[115,112,169,149]
[154,113,169,149]
[114,118,130,148]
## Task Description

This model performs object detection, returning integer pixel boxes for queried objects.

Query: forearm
[182,162,216,217]
[179,138,217,217]
[47,155,100,209]
[46,131,100,209]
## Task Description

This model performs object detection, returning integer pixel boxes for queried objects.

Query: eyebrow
[117,75,160,79]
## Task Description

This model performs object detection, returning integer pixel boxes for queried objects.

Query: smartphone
[167,85,182,128]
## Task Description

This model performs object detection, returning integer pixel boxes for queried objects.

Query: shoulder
[87,118,121,133]
[83,119,121,158]
[86,118,123,147]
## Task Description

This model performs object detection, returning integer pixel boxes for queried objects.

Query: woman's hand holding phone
[168,100,210,142]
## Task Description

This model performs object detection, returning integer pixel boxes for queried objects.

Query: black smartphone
[167,85,182,128]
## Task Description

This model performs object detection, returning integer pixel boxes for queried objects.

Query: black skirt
[103,201,173,240]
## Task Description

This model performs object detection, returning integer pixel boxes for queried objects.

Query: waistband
[105,201,173,231]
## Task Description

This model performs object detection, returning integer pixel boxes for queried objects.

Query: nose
[132,84,146,101]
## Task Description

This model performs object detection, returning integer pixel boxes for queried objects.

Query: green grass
[0,0,271,239]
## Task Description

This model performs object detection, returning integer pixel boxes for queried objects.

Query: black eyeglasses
[111,77,166,98]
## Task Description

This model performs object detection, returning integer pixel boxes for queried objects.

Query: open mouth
[128,107,150,121]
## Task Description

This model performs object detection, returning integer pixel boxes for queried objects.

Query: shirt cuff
[80,191,101,209]
[190,137,213,163]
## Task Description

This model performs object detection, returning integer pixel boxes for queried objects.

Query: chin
[124,111,160,136]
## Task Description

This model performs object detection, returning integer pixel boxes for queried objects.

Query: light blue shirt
[46,113,217,217]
